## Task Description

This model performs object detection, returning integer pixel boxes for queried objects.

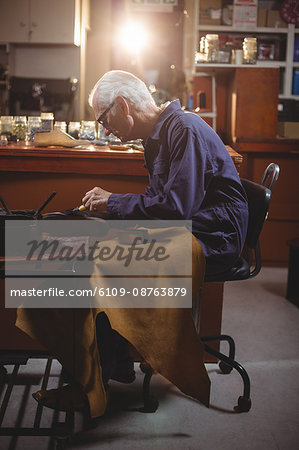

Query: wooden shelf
[194,62,282,69]
[197,25,289,34]
[192,7,298,99]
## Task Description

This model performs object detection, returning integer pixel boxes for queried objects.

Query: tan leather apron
[16,229,210,418]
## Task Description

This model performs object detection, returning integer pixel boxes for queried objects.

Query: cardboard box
[267,10,288,28]
[199,0,222,25]
[257,7,267,27]
[277,122,299,139]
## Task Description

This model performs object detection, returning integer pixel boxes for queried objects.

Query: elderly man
[28,70,248,417]
[84,70,248,400]
[84,70,248,277]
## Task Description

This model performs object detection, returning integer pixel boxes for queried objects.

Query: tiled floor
[0,267,298,450]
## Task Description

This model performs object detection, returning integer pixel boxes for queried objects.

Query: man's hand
[82,187,112,212]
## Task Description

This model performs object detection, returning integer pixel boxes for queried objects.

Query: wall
[11,45,80,79]
[7,44,81,119]
[3,0,187,119]
[84,0,112,119]
[182,0,196,82]
[4,0,112,120]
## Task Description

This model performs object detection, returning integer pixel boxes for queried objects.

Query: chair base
[201,335,252,412]
[139,361,159,413]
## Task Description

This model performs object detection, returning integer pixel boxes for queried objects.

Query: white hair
[88,70,156,113]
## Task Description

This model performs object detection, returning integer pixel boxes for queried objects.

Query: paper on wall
[233,0,257,29]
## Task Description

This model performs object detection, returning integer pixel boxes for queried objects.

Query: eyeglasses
[96,102,114,128]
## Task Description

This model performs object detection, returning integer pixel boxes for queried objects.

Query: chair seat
[204,257,250,283]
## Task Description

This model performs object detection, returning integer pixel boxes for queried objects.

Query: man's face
[96,100,134,143]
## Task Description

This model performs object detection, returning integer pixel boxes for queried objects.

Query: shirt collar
[147,99,182,141]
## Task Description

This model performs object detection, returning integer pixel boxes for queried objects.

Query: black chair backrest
[261,163,280,192]
[241,179,271,250]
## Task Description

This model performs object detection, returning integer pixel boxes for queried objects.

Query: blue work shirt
[107,100,248,276]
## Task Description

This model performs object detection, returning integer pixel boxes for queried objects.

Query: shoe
[34,129,89,148]
[32,384,88,412]
[110,328,136,384]
[96,312,136,386]
[111,355,136,384]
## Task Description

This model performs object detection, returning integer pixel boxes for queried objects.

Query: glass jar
[109,133,122,144]
[97,123,108,142]
[206,34,219,63]
[196,36,208,63]
[0,116,14,141]
[225,41,234,64]
[12,116,27,141]
[68,121,81,139]
[28,116,42,141]
[0,134,8,145]
[54,121,67,133]
[80,121,96,140]
[243,37,257,64]
[40,112,54,132]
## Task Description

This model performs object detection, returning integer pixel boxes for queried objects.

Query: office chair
[199,163,280,413]
[261,163,280,192]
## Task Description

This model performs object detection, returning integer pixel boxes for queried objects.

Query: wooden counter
[0,142,147,176]
[0,142,242,174]
[0,144,148,213]
[0,143,242,212]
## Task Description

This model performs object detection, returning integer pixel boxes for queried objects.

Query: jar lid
[81,121,96,126]
[206,34,219,40]
[28,116,42,122]
[0,116,13,121]
[41,112,54,120]
[14,115,27,122]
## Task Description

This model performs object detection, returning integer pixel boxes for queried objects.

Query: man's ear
[115,96,130,115]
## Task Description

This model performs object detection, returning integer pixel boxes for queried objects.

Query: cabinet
[233,139,299,266]
[0,0,81,45]
[226,67,280,141]
[186,0,299,100]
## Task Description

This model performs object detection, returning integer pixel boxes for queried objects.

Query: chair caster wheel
[140,361,153,375]
[219,361,233,374]
[142,395,159,413]
[236,395,251,412]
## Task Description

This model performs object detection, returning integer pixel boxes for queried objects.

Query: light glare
[119,22,148,54]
